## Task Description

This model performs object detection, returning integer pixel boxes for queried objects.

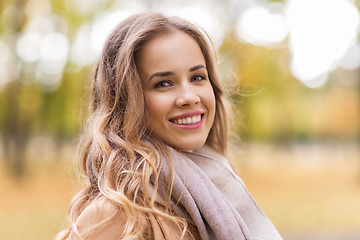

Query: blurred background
[0,0,359,239]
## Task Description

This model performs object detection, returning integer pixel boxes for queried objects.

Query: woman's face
[137,30,216,151]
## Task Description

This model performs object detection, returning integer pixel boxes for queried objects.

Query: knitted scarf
[155,145,283,240]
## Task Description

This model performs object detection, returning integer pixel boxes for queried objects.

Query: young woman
[57,12,283,240]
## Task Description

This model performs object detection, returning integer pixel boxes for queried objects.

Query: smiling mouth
[170,114,204,125]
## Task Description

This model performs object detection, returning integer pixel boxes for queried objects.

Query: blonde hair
[57,11,228,239]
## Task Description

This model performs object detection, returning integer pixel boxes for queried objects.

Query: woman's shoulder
[80,196,122,221]
[69,196,125,240]
[69,196,198,240]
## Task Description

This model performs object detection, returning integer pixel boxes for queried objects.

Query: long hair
[57,11,228,239]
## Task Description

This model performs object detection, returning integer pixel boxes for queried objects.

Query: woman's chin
[168,140,206,152]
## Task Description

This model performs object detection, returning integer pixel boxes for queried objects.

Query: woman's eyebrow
[189,64,206,72]
[149,71,174,82]
[148,65,206,82]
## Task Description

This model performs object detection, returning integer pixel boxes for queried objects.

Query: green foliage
[220,32,360,142]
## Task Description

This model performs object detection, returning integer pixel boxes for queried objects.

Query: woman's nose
[175,85,200,107]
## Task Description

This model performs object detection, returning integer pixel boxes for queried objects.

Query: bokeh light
[339,42,360,70]
[40,32,69,68]
[16,33,42,62]
[90,8,145,56]
[235,0,359,88]
[287,0,359,87]
[159,4,225,47]
[71,24,98,66]
[236,2,288,47]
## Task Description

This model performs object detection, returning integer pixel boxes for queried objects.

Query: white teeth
[187,117,192,124]
[192,116,196,123]
[173,115,202,125]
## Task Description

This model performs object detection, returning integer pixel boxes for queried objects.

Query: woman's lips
[169,112,205,129]
[169,111,204,120]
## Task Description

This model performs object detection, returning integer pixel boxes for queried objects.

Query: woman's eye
[191,74,206,82]
[154,80,172,88]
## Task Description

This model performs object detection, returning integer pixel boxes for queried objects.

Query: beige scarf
[155,145,283,240]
